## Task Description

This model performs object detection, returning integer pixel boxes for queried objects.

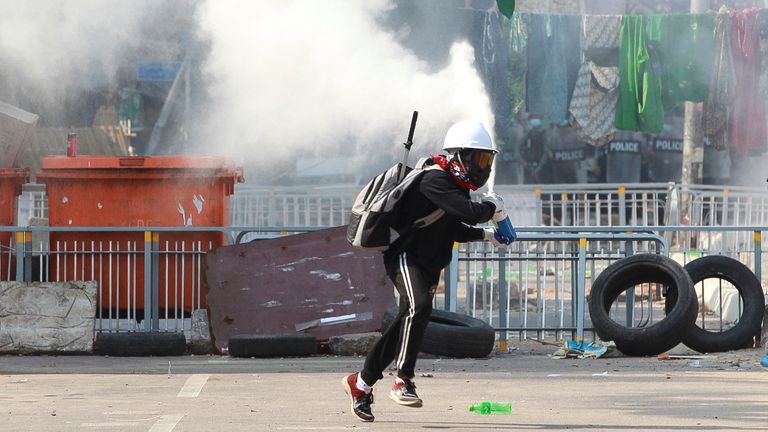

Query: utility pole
[681,0,708,221]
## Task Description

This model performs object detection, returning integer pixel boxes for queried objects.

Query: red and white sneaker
[389,378,422,407]
[341,373,374,422]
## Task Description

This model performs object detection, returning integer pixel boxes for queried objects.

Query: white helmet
[442,121,497,154]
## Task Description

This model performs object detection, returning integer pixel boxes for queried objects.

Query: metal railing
[228,182,768,231]
[444,225,767,346]
[3,221,766,345]
[1,227,243,338]
[494,182,672,227]
[442,229,668,344]
[230,185,356,228]
[1,225,324,339]
[19,182,768,231]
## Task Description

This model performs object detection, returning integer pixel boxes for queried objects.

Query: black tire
[588,254,697,357]
[664,255,765,353]
[381,306,495,358]
[94,332,186,357]
[228,333,316,358]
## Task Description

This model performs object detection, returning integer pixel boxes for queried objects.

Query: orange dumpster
[36,156,243,313]
[0,168,28,280]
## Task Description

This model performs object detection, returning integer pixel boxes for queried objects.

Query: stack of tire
[94,332,187,356]
[588,254,765,356]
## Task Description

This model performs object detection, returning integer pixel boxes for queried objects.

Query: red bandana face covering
[431,154,478,191]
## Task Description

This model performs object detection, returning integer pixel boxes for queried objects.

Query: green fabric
[615,15,664,133]
[497,0,515,19]
[658,14,715,109]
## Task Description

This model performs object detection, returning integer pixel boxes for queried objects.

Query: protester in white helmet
[342,120,511,422]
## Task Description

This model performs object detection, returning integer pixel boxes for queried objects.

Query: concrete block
[190,309,214,354]
[328,332,380,356]
[0,281,97,354]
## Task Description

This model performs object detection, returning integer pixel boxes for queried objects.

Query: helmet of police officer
[442,121,497,188]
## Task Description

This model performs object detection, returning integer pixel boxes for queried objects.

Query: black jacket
[383,168,495,278]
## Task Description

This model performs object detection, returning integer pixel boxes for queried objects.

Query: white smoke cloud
[0,0,167,91]
[0,0,495,182]
[196,0,494,172]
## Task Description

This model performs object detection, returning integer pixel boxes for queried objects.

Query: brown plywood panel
[205,226,392,349]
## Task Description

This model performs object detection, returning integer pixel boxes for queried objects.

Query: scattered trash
[468,401,512,415]
[294,312,373,331]
[546,374,561,377]
[689,360,702,368]
[419,373,434,378]
[657,353,714,361]
[591,371,609,376]
[761,355,768,369]
[551,340,614,359]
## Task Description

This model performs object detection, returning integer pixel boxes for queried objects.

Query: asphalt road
[1,344,767,431]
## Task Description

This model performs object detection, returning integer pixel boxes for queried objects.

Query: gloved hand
[483,228,510,248]
[482,192,508,223]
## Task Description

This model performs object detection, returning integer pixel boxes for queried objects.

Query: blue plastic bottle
[493,215,517,245]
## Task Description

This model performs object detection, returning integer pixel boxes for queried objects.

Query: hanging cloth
[729,8,766,156]
[526,14,581,124]
[581,14,622,67]
[569,15,621,146]
[703,6,735,152]
[615,15,665,133]
[497,0,515,19]
[658,13,716,110]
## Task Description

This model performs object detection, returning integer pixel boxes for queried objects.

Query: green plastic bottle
[468,401,512,415]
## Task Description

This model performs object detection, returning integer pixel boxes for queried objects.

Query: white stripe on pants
[396,253,416,371]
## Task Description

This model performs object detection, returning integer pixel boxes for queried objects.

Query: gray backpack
[346,161,444,252]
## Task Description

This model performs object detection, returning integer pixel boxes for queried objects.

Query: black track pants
[361,253,436,386]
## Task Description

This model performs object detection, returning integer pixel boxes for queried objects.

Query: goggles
[466,150,495,170]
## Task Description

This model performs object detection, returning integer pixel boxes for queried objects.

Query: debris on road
[657,353,715,360]
[551,340,615,359]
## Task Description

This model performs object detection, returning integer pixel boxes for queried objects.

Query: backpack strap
[409,164,446,229]
[413,208,445,228]
[383,163,447,251]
